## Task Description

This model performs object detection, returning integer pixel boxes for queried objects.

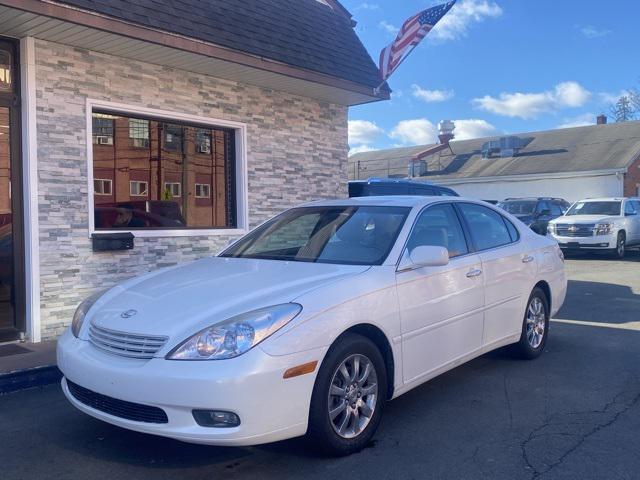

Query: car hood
[551,215,618,224]
[85,257,370,344]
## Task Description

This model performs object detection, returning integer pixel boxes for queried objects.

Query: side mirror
[626,211,637,217]
[398,245,449,272]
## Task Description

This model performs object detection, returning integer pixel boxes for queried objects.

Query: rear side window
[458,203,514,251]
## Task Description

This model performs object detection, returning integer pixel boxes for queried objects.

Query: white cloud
[411,84,454,103]
[452,119,500,140]
[355,2,380,10]
[348,120,384,145]
[390,119,438,145]
[431,0,503,42]
[557,113,596,129]
[349,144,377,155]
[389,118,500,146]
[379,20,399,35]
[473,81,592,119]
[599,90,630,104]
[580,25,611,39]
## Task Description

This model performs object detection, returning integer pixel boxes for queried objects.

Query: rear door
[396,203,484,383]
[457,203,536,348]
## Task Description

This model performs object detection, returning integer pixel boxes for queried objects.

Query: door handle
[522,255,534,263]
[466,268,482,278]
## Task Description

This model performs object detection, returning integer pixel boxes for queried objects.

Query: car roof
[349,177,437,187]
[576,197,626,202]
[301,195,479,208]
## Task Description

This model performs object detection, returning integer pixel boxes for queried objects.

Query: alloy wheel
[526,297,546,349]
[327,354,378,439]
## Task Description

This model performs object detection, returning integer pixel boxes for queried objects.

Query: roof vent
[482,136,527,159]
[438,120,455,145]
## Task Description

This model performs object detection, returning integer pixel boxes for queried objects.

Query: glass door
[0,106,12,336]
[0,39,23,342]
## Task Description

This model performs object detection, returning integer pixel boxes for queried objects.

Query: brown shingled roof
[55,0,387,91]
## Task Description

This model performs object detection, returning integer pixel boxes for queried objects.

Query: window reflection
[92,111,235,230]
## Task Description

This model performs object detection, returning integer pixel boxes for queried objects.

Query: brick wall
[623,154,640,197]
[34,39,348,339]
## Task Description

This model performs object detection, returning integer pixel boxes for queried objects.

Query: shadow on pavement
[556,279,640,324]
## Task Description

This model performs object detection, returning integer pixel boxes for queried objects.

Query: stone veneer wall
[34,39,348,340]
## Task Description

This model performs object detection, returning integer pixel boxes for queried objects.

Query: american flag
[379,1,456,82]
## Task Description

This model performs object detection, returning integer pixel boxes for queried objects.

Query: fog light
[193,409,240,428]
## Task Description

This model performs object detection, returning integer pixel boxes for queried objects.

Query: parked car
[498,197,570,235]
[547,197,640,258]
[349,178,458,198]
[58,196,566,456]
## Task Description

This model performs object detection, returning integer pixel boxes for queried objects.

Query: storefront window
[92,111,235,230]
[0,50,11,92]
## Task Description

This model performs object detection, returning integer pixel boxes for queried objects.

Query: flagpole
[374,42,421,95]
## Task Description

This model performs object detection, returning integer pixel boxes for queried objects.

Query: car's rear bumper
[57,329,324,446]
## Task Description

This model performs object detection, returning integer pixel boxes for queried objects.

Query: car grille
[555,223,595,237]
[67,379,168,424]
[88,324,168,360]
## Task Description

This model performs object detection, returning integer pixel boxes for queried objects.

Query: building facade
[0,0,388,342]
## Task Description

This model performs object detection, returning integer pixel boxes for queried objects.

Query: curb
[0,365,62,395]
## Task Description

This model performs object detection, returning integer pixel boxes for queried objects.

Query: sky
[343,0,640,154]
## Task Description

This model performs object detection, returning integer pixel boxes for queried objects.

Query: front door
[0,39,24,342]
[396,202,484,384]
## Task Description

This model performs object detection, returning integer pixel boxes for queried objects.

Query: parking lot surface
[1,251,639,480]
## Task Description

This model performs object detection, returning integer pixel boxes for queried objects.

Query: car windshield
[220,206,410,265]
[498,200,537,215]
[566,201,621,216]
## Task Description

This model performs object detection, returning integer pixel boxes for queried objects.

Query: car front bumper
[548,232,617,250]
[57,329,325,446]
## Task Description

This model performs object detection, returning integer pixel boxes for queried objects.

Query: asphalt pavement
[1,250,639,480]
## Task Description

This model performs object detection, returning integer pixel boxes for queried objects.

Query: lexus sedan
[58,197,567,456]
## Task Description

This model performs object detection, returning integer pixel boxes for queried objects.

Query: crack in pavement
[520,388,640,479]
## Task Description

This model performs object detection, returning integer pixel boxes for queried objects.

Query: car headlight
[595,223,614,235]
[71,290,107,337]
[547,223,555,235]
[167,303,302,360]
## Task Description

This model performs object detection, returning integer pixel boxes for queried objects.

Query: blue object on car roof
[348,178,458,198]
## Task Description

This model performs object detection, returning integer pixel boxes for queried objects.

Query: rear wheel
[511,287,549,359]
[307,333,387,456]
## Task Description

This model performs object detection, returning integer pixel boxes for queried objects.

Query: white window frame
[129,180,148,197]
[163,181,181,198]
[93,178,113,196]
[86,99,249,238]
[195,183,211,198]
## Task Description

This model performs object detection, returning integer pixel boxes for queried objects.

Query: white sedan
[57,196,567,455]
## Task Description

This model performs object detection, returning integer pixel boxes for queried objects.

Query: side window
[634,200,640,212]
[536,201,551,214]
[625,201,637,215]
[458,203,513,251]
[406,203,468,258]
[550,202,563,216]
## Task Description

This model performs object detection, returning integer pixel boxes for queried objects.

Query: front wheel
[307,333,387,456]
[611,232,625,259]
[511,287,549,359]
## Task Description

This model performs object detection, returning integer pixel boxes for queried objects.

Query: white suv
[547,197,640,258]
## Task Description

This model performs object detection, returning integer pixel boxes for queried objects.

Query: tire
[511,287,549,359]
[611,231,626,259]
[307,333,387,456]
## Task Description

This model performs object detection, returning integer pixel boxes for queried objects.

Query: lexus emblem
[120,309,138,318]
